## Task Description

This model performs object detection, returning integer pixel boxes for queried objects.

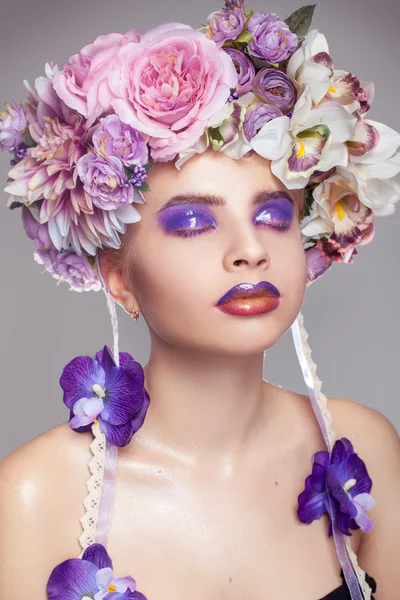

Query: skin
[103,149,307,460]
[1,149,399,599]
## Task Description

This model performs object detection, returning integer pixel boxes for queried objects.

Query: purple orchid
[60,346,150,447]
[47,542,148,600]
[297,437,375,537]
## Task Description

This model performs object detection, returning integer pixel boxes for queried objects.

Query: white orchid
[300,169,375,252]
[287,30,374,116]
[287,30,334,105]
[327,71,374,116]
[249,86,356,189]
[300,118,400,258]
[347,119,400,215]
[175,92,254,169]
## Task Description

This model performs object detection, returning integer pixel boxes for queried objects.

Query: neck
[131,335,283,467]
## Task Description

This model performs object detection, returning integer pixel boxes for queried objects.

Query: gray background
[0,0,399,459]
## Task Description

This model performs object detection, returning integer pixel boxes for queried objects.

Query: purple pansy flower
[247,12,298,63]
[297,437,375,537]
[252,68,297,113]
[92,115,149,167]
[77,153,133,210]
[223,48,255,94]
[60,345,150,447]
[47,542,148,600]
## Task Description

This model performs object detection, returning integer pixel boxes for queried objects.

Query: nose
[223,224,271,273]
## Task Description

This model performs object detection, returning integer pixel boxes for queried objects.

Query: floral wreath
[1,1,399,294]
[1,4,385,598]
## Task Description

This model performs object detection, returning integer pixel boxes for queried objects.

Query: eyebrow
[157,190,294,212]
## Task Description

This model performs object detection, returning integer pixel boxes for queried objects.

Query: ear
[99,253,141,314]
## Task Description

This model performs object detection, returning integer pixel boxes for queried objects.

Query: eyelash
[172,225,216,238]
[256,221,291,232]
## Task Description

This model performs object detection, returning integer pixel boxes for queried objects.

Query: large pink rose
[110,23,238,161]
[53,28,141,127]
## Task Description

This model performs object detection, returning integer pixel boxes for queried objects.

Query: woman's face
[109,149,307,356]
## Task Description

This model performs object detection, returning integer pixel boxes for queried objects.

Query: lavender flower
[0,100,27,152]
[248,13,298,63]
[243,102,283,141]
[207,5,246,44]
[252,68,297,113]
[224,48,256,94]
[47,542,148,600]
[34,246,101,292]
[60,345,150,447]
[297,437,375,537]
[77,153,133,210]
[92,115,149,167]
[129,165,148,187]
[228,91,239,103]
[10,145,29,166]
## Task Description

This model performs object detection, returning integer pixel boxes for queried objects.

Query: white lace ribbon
[291,312,373,600]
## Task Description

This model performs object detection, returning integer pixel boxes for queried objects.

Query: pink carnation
[110,23,238,162]
[52,29,141,127]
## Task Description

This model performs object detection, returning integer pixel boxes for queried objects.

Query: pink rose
[110,23,238,161]
[53,28,141,127]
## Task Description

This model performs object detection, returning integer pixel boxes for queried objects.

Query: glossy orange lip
[216,295,280,316]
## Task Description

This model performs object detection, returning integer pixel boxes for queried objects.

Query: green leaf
[86,255,96,268]
[302,184,317,218]
[139,182,150,193]
[24,131,36,148]
[244,9,254,28]
[235,31,254,43]
[143,163,152,172]
[285,4,318,37]
[208,127,224,144]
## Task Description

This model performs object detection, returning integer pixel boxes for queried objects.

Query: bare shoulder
[0,422,93,596]
[327,395,400,454]
[328,396,400,594]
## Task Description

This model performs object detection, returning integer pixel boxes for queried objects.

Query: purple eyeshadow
[254,197,294,231]
[157,204,217,236]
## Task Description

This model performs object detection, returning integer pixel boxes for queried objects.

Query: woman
[0,2,399,599]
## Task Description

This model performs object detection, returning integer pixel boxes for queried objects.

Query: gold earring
[128,308,140,321]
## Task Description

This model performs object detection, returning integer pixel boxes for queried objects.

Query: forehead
[144,149,293,208]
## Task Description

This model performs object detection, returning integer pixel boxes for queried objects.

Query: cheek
[127,238,217,334]
[126,223,307,350]
[254,224,306,308]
